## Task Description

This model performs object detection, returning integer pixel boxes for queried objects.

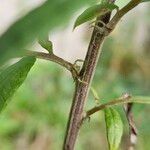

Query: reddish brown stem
[63,8,113,150]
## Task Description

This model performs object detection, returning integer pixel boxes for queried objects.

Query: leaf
[104,108,123,150]
[0,56,36,112]
[38,36,53,53]
[73,3,118,29]
[0,0,97,64]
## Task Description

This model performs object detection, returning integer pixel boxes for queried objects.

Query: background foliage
[0,0,149,150]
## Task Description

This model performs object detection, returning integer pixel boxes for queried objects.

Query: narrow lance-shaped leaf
[0,0,97,64]
[104,108,123,150]
[0,56,36,112]
[73,3,119,29]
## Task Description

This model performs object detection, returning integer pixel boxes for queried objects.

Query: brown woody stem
[63,3,114,150]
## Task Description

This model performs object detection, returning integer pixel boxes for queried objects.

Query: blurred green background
[0,1,150,150]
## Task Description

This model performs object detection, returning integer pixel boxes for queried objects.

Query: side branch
[107,0,141,32]
[86,95,150,117]
[25,51,78,78]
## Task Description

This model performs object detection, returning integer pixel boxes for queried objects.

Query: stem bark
[63,10,113,150]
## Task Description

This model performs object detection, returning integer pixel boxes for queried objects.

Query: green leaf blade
[104,108,123,150]
[0,56,36,112]
[74,4,103,29]
[73,3,118,29]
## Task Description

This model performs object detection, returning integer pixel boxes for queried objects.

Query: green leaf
[0,0,96,64]
[0,56,36,112]
[73,3,118,29]
[38,36,53,53]
[104,108,123,150]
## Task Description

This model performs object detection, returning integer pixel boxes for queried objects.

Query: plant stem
[63,5,114,150]
[62,0,142,149]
